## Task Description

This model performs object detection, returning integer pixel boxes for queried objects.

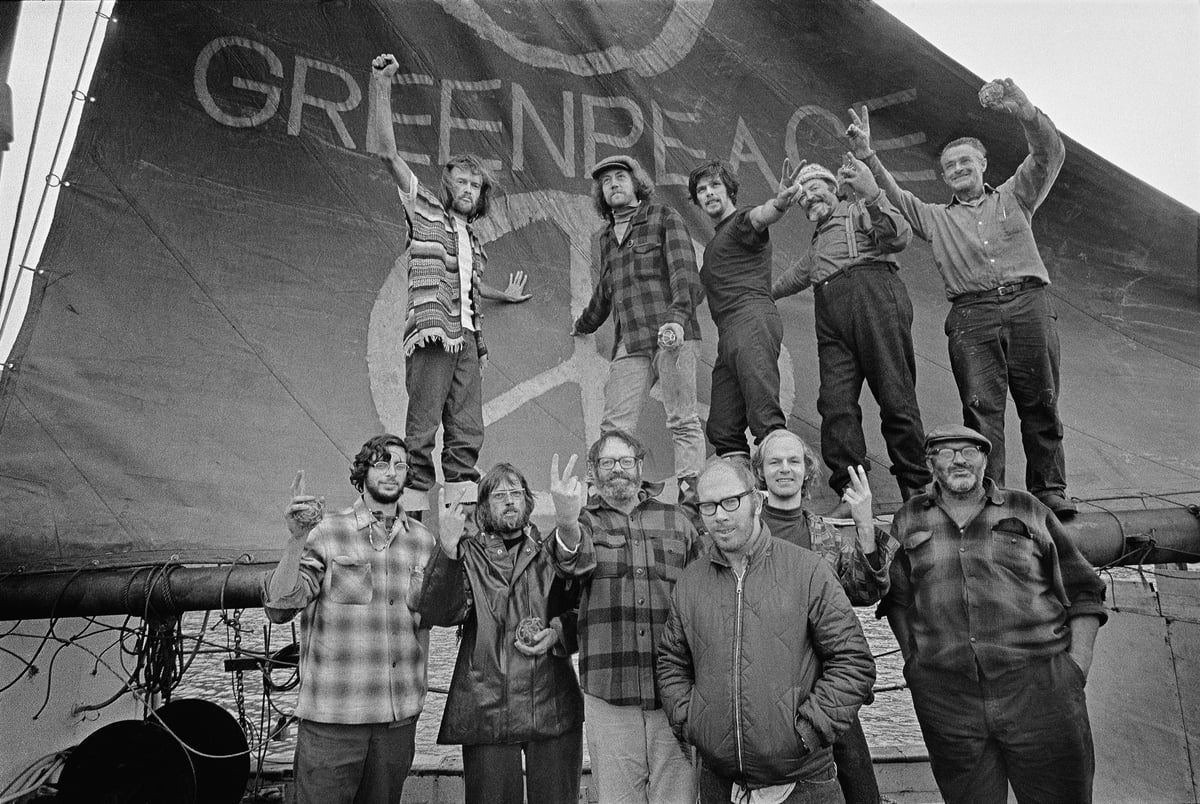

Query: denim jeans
[461,726,583,804]
[906,653,1094,804]
[583,693,698,804]
[293,718,416,804]
[814,267,930,494]
[945,286,1066,496]
[404,337,484,496]
[707,306,787,458]
[601,341,706,478]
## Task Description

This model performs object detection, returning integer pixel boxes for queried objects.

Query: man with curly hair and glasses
[263,434,436,804]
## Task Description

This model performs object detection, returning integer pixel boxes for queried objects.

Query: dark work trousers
[814,266,930,495]
[905,653,1094,804]
[293,718,417,804]
[707,304,787,457]
[944,286,1066,496]
[461,726,583,804]
[404,336,484,492]
[832,712,881,804]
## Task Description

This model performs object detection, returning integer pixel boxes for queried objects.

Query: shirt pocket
[652,536,689,583]
[328,555,374,605]
[990,517,1039,576]
[901,529,936,584]
[630,240,665,279]
[591,532,628,579]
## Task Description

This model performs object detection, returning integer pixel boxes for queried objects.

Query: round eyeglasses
[698,488,755,517]
[371,459,408,473]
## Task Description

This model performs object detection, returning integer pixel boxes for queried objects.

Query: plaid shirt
[759,503,899,606]
[552,482,700,708]
[878,479,1106,678]
[574,202,701,358]
[262,497,435,724]
[398,178,488,357]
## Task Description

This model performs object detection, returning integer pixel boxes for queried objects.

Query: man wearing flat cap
[773,158,930,517]
[878,424,1106,804]
[573,155,705,500]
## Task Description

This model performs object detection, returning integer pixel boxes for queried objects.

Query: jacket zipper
[732,563,746,774]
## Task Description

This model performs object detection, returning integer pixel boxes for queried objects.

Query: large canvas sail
[1,0,1196,571]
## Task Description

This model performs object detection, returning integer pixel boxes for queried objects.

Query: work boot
[1037,491,1078,520]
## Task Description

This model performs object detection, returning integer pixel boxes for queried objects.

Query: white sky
[2,0,1198,363]
[875,0,1200,211]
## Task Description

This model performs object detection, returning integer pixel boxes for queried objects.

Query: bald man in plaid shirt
[573,155,705,498]
[264,434,436,804]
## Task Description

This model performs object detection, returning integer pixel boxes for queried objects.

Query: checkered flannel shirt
[263,497,435,724]
[878,479,1107,677]
[553,483,700,709]
[574,202,701,358]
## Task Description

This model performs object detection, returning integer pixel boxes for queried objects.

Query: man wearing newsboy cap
[877,423,1106,803]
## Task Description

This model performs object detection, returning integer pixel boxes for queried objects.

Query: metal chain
[231,607,248,731]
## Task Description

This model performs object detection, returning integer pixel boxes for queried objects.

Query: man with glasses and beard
[414,460,589,804]
[878,425,1106,803]
[552,429,701,804]
[263,434,436,804]
[658,457,875,804]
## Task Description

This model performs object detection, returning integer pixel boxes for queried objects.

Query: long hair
[350,434,407,492]
[476,462,536,533]
[440,154,495,222]
[687,159,739,206]
[591,160,655,221]
[750,429,822,499]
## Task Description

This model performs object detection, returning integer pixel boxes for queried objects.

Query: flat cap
[590,154,639,179]
[924,424,991,452]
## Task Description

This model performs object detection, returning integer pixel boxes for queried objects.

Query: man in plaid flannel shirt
[878,424,1105,803]
[552,429,701,803]
[370,53,531,515]
[263,434,436,804]
[573,155,705,495]
[751,428,897,804]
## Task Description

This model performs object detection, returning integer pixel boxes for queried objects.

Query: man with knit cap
[574,154,705,496]
[773,158,929,515]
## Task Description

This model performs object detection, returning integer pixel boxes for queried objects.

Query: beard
[480,503,529,536]
[599,472,639,503]
[365,480,402,506]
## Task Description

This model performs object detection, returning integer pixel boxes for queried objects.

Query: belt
[952,278,1045,303]
[814,262,895,290]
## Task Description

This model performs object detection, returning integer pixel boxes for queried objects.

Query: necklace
[368,512,398,551]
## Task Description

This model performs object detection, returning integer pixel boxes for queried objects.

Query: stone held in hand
[516,616,546,646]
[293,499,325,528]
[978,81,1005,107]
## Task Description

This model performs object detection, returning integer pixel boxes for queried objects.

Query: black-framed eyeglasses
[928,446,984,463]
[371,459,408,473]
[698,488,755,517]
[596,456,640,471]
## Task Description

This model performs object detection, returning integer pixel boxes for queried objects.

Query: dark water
[171,608,920,773]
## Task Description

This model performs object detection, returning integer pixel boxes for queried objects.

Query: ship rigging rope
[0,1,109,341]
